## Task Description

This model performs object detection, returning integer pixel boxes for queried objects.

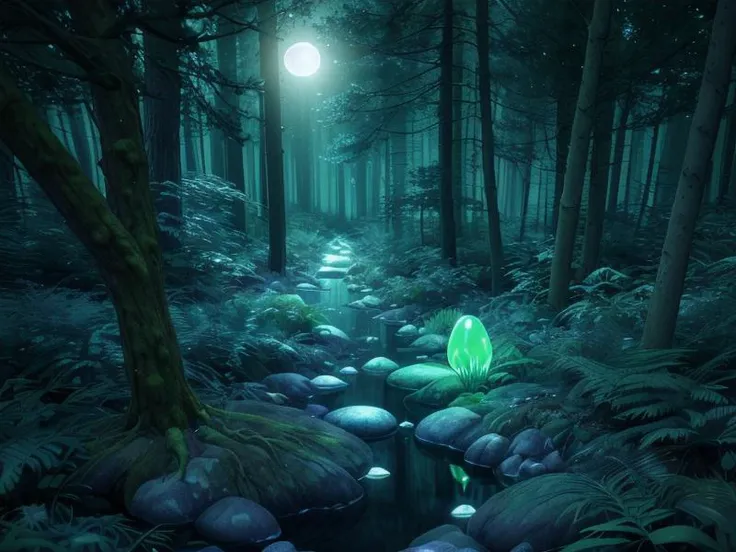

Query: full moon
[283,42,321,77]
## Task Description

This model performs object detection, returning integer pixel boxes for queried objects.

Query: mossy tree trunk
[0,2,201,434]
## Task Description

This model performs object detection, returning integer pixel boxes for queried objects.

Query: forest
[1,0,736,551]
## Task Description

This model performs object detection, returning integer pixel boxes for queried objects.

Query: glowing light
[283,42,321,77]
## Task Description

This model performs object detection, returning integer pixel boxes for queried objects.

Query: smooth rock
[195,496,281,545]
[130,447,234,524]
[518,459,547,479]
[541,450,566,473]
[263,542,299,552]
[310,375,349,394]
[296,283,321,291]
[464,433,510,470]
[361,356,400,375]
[409,334,449,353]
[509,428,555,459]
[396,324,419,337]
[313,324,350,341]
[409,524,488,551]
[387,363,453,391]
[324,406,398,441]
[362,295,382,308]
[414,407,485,456]
[262,373,316,403]
[499,454,524,478]
[467,473,588,551]
[304,404,329,418]
[339,366,358,376]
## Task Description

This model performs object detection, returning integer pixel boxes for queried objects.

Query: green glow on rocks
[447,314,494,391]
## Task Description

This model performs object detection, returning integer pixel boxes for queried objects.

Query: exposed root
[165,427,188,477]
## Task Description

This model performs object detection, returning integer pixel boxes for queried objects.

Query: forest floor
[2,177,736,552]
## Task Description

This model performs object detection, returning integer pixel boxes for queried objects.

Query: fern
[0,435,81,496]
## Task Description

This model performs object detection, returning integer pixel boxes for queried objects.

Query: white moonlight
[283,41,321,77]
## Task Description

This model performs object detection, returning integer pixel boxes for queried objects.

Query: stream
[294,238,497,552]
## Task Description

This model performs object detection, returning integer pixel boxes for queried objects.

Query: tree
[0,0,367,516]
[580,99,614,277]
[642,0,736,349]
[548,0,613,310]
[143,1,183,248]
[476,0,504,294]
[259,0,287,274]
[438,0,458,264]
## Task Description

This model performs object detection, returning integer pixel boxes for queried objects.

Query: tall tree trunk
[218,11,246,232]
[384,138,391,232]
[182,101,197,172]
[337,163,346,221]
[642,0,736,349]
[0,140,20,224]
[259,0,286,274]
[548,0,612,310]
[439,0,457,264]
[355,157,367,218]
[653,114,691,209]
[390,113,408,237]
[519,127,534,241]
[198,116,207,174]
[143,5,183,248]
[636,123,660,230]
[65,103,95,181]
[581,100,615,277]
[606,92,633,216]
[718,90,736,202]
[476,0,504,293]
[372,147,381,217]
[535,168,543,232]
[294,93,313,212]
[452,21,464,237]
[622,128,642,214]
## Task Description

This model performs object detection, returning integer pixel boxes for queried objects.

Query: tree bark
[718,88,736,202]
[0,139,19,224]
[439,0,457,265]
[218,12,246,233]
[390,113,408,237]
[518,126,534,241]
[337,162,346,221]
[371,147,381,217]
[548,0,612,310]
[606,92,633,216]
[452,19,464,237]
[0,43,198,435]
[143,4,183,248]
[384,138,391,232]
[622,128,642,214]
[580,100,615,277]
[653,113,691,209]
[182,104,197,173]
[642,0,736,348]
[65,103,95,182]
[258,0,286,274]
[636,123,660,231]
[355,157,367,218]
[476,0,504,294]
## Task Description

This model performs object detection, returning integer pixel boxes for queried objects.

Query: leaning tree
[0,0,368,514]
